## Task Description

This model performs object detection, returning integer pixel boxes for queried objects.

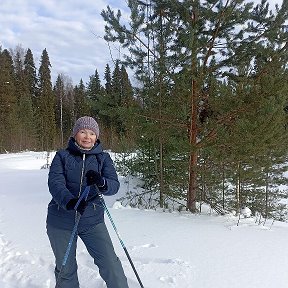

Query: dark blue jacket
[46,138,120,230]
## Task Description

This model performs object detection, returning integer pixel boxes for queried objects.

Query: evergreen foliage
[12,46,36,150]
[101,0,288,216]
[0,49,18,152]
[37,49,57,151]
[0,0,288,220]
[73,79,90,120]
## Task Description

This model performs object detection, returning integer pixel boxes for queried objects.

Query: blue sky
[0,0,129,85]
[0,0,284,86]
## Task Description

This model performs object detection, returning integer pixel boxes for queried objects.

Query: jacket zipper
[75,153,86,221]
[78,153,86,197]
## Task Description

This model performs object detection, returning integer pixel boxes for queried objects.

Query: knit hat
[72,116,100,138]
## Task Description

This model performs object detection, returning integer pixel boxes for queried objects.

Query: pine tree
[102,0,288,212]
[102,0,194,209]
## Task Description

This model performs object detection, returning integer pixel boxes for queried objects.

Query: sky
[0,151,288,288]
[0,0,129,85]
[0,0,284,86]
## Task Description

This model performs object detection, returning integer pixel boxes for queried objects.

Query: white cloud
[0,0,123,84]
[0,0,284,85]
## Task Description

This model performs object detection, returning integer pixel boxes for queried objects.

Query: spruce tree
[24,49,38,109]
[38,48,56,151]
[118,64,135,143]
[54,74,65,146]
[86,69,103,118]
[12,46,36,150]
[73,79,89,120]
[0,49,18,152]
[100,64,115,147]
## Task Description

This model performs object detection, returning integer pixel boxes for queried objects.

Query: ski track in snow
[121,243,195,287]
[0,229,53,288]
[74,240,194,287]
[2,152,288,288]
[0,152,196,288]
[0,218,193,288]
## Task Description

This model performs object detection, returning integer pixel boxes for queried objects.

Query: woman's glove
[66,198,87,215]
[85,170,106,187]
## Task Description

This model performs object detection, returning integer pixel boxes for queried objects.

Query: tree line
[0,46,135,152]
[1,0,288,221]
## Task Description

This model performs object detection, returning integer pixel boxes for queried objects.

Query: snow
[0,151,288,288]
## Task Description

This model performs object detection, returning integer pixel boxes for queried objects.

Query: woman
[46,116,129,288]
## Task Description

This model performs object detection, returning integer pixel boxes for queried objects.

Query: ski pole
[95,186,145,288]
[55,186,90,288]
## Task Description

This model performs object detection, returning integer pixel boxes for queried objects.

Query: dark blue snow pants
[47,222,129,288]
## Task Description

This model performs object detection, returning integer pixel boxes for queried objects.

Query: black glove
[85,170,105,187]
[66,198,87,215]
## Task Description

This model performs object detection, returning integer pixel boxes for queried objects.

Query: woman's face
[75,129,97,149]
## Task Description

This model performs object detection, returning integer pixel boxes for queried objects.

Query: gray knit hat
[72,116,100,138]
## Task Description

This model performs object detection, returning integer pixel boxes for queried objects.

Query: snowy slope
[0,151,288,288]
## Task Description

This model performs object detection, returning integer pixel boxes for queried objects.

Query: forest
[0,0,288,221]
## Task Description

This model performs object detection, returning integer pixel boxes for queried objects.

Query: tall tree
[54,74,75,147]
[102,0,288,213]
[118,64,135,138]
[38,48,56,151]
[102,1,185,208]
[86,69,103,118]
[0,49,18,152]
[54,74,65,146]
[73,79,89,120]
[104,64,112,95]
[100,64,115,146]
[12,46,36,150]
[24,48,38,112]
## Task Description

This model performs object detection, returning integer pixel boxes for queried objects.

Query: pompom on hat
[72,116,100,138]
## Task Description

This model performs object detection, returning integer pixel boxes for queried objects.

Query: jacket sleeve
[48,151,75,209]
[101,153,120,196]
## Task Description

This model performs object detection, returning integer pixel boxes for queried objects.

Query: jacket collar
[67,137,103,155]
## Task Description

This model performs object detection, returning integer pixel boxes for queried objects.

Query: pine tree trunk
[222,163,225,210]
[187,79,198,213]
[265,171,269,219]
[187,5,200,213]
[236,162,241,214]
[158,10,165,209]
[159,140,164,208]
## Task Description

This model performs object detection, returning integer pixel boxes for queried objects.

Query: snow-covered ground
[0,151,288,288]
